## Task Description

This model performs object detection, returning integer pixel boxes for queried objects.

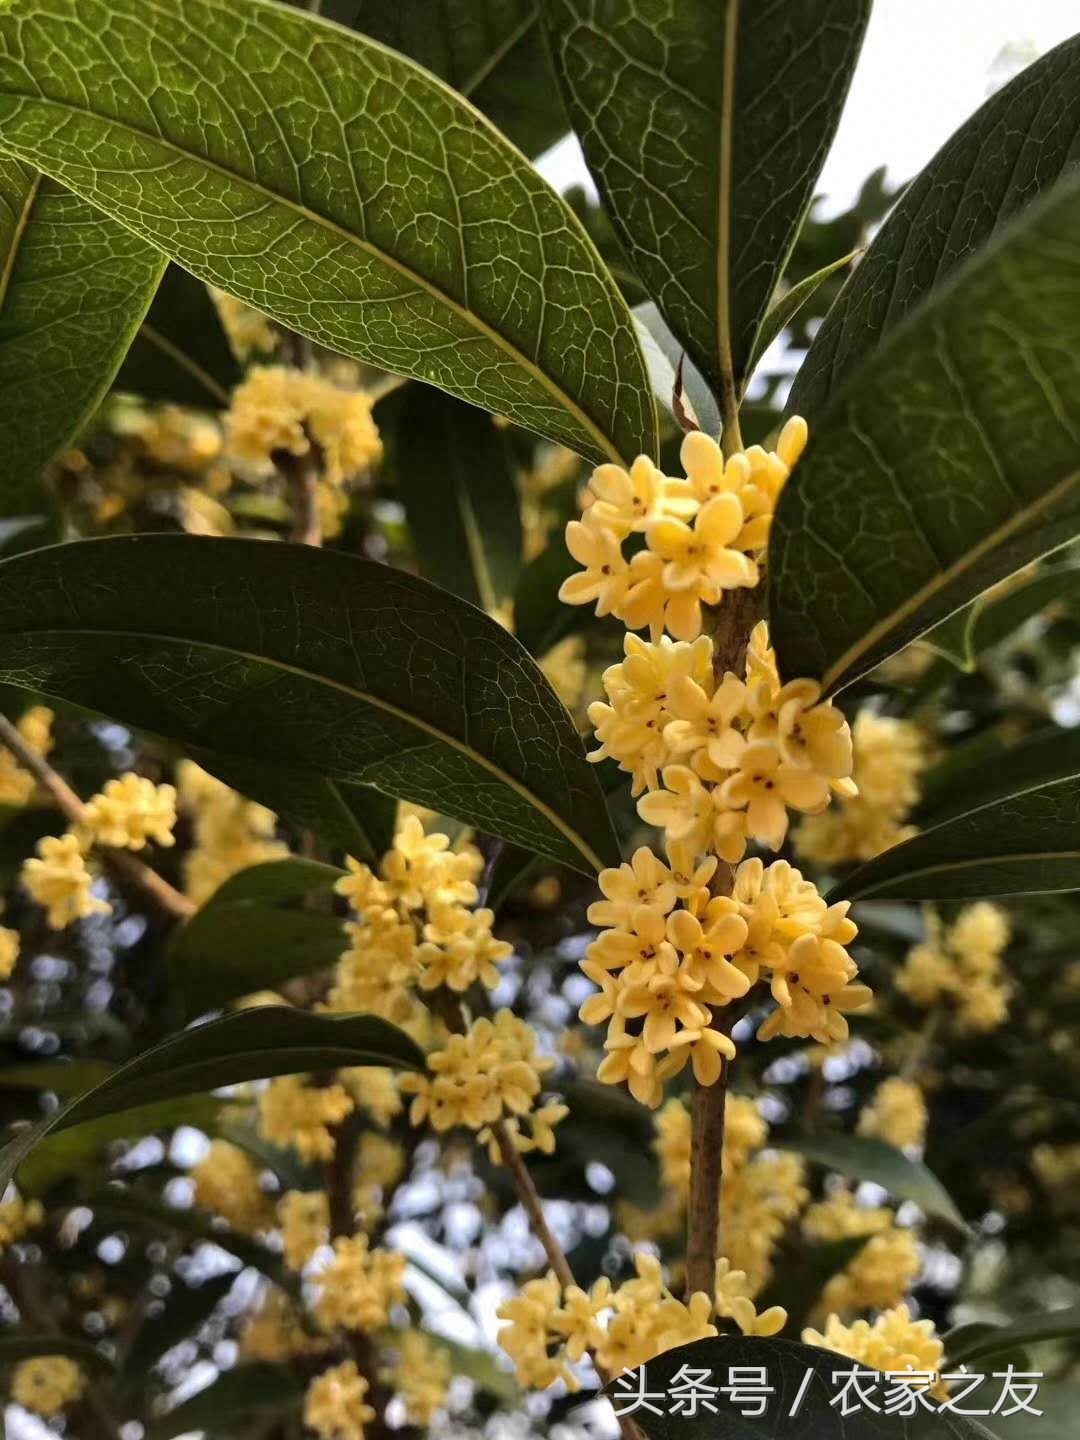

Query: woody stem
[0,713,193,922]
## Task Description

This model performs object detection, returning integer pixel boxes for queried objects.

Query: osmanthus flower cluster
[897,902,1012,1033]
[10,1356,85,1420]
[559,420,807,641]
[579,844,869,1107]
[858,1077,929,1150]
[497,1250,782,1392]
[803,1191,921,1315]
[21,772,178,929]
[804,1305,947,1399]
[177,760,289,906]
[592,623,855,857]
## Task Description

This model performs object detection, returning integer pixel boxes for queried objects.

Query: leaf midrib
[0,165,40,317]
[4,622,605,872]
[822,464,1080,692]
[714,0,738,405]
[849,850,1080,900]
[0,88,626,464]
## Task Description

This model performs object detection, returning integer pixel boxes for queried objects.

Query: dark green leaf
[918,727,1080,828]
[778,1135,966,1231]
[115,266,240,410]
[947,1306,1080,1366]
[968,564,1080,662]
[351,2,568,159]
[125,1272,236,1376]
[0,534,618,873]
[770,175,1080,693]
[746,252,859,381]
[544,0,870,401]
[144,1363,304,1440]
[832,756,1080,904]
[0,1007,424,1191]
[512,537,581,658]
[0,158,166,511]
[0,1334,114,1375]
[615,1335,997,1439]
[86,1186,297,1295]
[199,752,397,865]
[169,860,346,1017]
[790,35,1080,421]
[396,386,523,610]
[0,0,655,466]
[17,1097,225,1197]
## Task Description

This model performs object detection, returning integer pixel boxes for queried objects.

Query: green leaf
[0,0,655,467]
[0,534,618,873]
[114,265,240,410]
[512,537,580,657]
[917,726,1080,828]
[544,0,870,404]
[947,1306,1080,1366]
[169,860,347,1017]
[17,1097,225,1197]
[0,1007,423,1192]
[350,2,568,159]
[125,1272,236,1376]
[144,1363,304,1440]
[921,564,1080,672]
[777,1135,967,1232]
[427,1335,519,1404]
[86,1186,298,1296]
[199,752,397,865]
[832,745,1080,904]
[613,1335,997,1439]
[0,158,166,512]
[790,35,1080,422]
[756,1238,868,1334]
[396,386,523,611]
[746,251,859,381]
[769,174,1080,693]
[0,1333,114,1375]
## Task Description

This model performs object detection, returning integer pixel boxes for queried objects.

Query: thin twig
[0,714,193,921]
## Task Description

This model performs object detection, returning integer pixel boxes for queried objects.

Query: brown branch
[280,444,323,547]
[0,714,193,921]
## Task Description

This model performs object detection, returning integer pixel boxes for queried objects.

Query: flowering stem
[0,713,194,922]
[685,1003,733,1299]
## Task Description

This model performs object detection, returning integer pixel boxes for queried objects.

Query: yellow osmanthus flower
[226,365,382,488]
[79,773,177,851]
[312,1234,406,1333]
[11,1356,85,1418]
[278,1190,330,1271]
[383,1331,452,1426]
[0,705,53,805]
[340,1066,402,1129]
[257,1077,354,1163]
[402,1011,566,1158]
[857,1077,928,1150]
[304,1360,376,1440]
[560,419,807,642]
[497,1253,721,1391]
[804,1192,921,1314]
[191,1140,273,1234]
[0,926,19,982]
[580,850,869,1107]
[416,902,512,992]
[627,624,853,860]
[177,761,288,905]
[897,902,1011,1033]
[804,1304,946,1397]
[714,1258,786,1336]
[0,1191,43,1249]
[798,711,927,865]
[22,831,111,930]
